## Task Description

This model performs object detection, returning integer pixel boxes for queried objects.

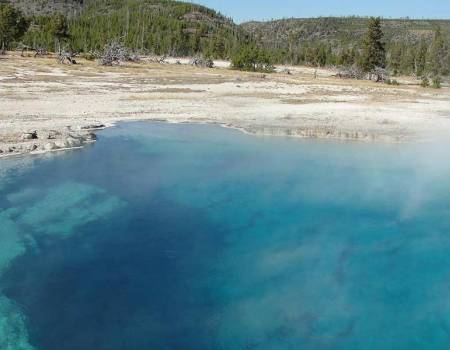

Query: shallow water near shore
[1,122,450,350]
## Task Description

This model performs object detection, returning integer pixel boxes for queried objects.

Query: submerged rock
[83,133,97,141]
[0,296,35,350]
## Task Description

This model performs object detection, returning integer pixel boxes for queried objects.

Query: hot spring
[1,122,450,350]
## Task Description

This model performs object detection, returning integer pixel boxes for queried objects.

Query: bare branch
[98,40,140,66]
[57,49,78,64]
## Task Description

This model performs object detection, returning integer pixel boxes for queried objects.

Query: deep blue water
[2,122,450,350]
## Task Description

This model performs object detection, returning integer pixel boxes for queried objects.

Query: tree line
[234,17,448,86]
[0,2,448,85]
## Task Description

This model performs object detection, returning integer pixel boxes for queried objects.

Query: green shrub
[432,76,442,89]
[231,46,275,73]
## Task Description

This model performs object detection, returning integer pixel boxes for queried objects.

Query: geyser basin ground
[1,122,450,350]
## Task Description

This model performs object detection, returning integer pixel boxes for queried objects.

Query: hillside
[1,0,84,16]
[240,17,450,75]
[6,0,251,57]
[3,1,449,75]
[241,17,450,49]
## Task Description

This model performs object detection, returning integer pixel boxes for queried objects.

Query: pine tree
[47,13,70,52]
[400,45,415,75]
[0,4,28,51]
[361,17,386,73]
[415,40,428,77]
[428,27,448,77]
[317,45,327,67]
[231,45,274,72]
[389,43,402,75]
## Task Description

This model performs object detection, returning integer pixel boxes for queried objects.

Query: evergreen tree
[415,40,428,77]
[317,45,327,67]
[400,45,415,75]
[361,17,386,73]
[389,43,402,75]
[0,4,28,51]
[47,13,70,52]
[231,45,274,72]
[428,27,448,77]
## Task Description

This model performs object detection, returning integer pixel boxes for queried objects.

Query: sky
[184,0,450,23]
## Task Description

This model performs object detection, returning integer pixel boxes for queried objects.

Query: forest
[0,0,449,83]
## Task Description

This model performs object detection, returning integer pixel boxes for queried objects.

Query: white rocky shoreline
[0,124,102,159]
[0,115,440,159]
[0,120,417,160]
[1,54,450,159]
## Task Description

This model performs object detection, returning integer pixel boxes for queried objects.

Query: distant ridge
[6,1,450,49]
[241,17,450,49]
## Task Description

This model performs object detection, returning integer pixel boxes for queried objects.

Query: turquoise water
[1,122,450,350]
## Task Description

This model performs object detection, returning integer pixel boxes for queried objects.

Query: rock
[43,142,57,151]
[26,144,38,152]
[47,130,61,139]
[65,136,83,147]
[54,140,68,148]
[81,124,105,130]
[21,131,38,140]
